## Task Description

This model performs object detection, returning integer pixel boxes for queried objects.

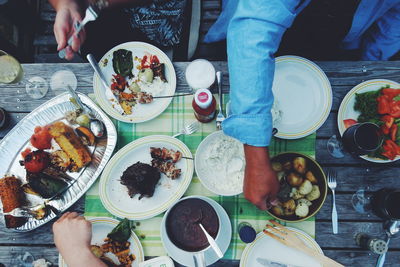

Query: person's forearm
[49,0,83,11]
[244,145,271,168]
[62,247,107,267]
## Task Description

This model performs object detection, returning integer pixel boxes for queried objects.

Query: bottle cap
[194,89,212,109]
[238,222,256,243]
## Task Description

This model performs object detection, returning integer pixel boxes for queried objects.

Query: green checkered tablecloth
[84,95,316,260]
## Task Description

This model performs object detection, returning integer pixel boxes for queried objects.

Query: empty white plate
[272,56,332,139]
[240,228,322,267]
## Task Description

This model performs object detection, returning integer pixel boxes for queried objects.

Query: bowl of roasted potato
[267,152,327,222]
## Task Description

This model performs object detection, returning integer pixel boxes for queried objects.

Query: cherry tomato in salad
[343,119,357,129]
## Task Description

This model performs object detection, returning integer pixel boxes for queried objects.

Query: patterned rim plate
[338,79,400,163]
[273,56,332,139]
[240,228,323,267]
[93,41,177,123]
[99,135,193,220]
[58,217,144,267]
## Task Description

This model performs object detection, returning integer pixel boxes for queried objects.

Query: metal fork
[327,170,338,234]
[216,71,225,130]
[58,5,99,58]
[172,121,199,138]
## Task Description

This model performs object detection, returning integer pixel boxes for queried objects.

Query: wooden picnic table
[1,61,400,266]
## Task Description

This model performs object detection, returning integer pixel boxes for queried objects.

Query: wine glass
[327,122,383,158]
[0,50,48,99]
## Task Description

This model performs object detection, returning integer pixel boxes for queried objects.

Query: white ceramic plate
[93,41,177,123]
[160,196,232,266]
[272,56,332,139]
[338,79,400,163]
[240,228,323,267]
[99,135,193,220]
[59,217,144,267]
[195,131,244,196]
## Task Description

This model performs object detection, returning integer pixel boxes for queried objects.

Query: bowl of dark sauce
[166,197,220,252]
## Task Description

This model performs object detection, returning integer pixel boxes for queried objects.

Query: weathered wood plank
[318,194,382,222]
[33,35,57,46]
[202,10,220,21]
[0,113,28,138]
[323,250,400,267]
[316,222,400,248]
[2,246,398,267]
[202,0,221,11]
[0,246,59,266]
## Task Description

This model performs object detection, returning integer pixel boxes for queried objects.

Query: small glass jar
[238,222,256,243]
[185,59,216,90]
[355,233,388,254]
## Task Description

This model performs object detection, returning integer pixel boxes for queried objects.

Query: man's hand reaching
[52,0,86,60]
[243,145,280,210]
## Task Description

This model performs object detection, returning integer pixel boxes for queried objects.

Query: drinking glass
[351,188,400,220]
[50,69,77,91]
[327,122,383,158]
[0,50,48,99]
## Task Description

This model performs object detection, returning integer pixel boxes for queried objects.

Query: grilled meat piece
[151,159,181,179]
[150,147,182,163]
[120,162,160,199]
[0,176,27,228]
[137,92,153,104]
[151,62,167,82]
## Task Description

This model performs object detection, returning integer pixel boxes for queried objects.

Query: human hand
[53,212,105,267]
[53,0,86,60]
[243,145,280,210]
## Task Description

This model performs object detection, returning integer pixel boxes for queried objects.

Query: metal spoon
[376,220,400,267]
[65,85,105,137]
[89,118,105,138]
[198,223,223,258]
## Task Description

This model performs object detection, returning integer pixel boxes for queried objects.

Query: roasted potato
[290,188,304,200]
[293,157,307,174]
[282,199,296,216]
[283,161,292,171]
[306,185,321,201]
[271,205,284,216]
[272,162,283,172]
[295,202,309,217]
[129,82,141,92]
[90,245,104,258]
[287,172,304,187]
[305,171,318,184]
[297,198,312,207]
[299,180,313,195]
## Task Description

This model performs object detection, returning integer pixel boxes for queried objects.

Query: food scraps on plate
[90,218,136,266]
[110,49,168,115]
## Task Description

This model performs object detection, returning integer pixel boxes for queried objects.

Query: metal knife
[256,257,305,267]
[86,54,125,115]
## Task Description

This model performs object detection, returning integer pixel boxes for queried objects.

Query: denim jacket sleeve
[222,0,308,147]
[361,3,400,60]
